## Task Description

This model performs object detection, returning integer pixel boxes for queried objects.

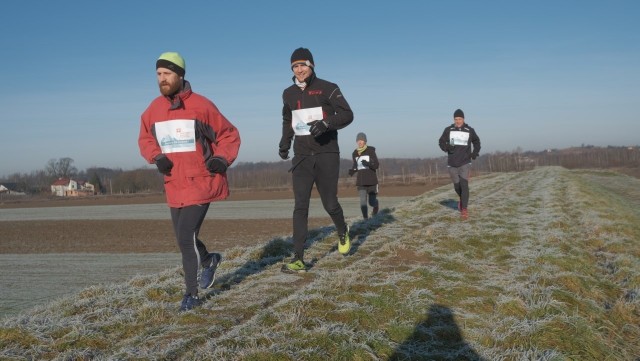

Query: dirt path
[0,184,434,254]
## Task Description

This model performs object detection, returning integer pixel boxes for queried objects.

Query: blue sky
[1,1,638,176]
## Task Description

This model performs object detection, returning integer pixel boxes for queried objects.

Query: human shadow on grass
[341,208,396,256]
[389,304,486,361]
[201,225,343,298]
[304,207,397,264]
[439,198,459,210]
[202,208,397,298]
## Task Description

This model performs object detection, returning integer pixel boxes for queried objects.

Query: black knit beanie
[290,47,314,68]
[454,109,465,119]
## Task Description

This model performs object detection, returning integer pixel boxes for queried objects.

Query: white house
[51,178,95,197]
[0,183,25,196]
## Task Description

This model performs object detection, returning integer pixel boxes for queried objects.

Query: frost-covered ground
[0,196,411,318]
[1,167,638,360]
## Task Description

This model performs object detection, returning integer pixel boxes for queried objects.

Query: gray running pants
[448,163,471,209]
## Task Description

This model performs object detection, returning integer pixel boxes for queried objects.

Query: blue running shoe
[199,253,222,289]
[179,294,202,312]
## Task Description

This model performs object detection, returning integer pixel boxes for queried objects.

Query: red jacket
[138,81,241,208]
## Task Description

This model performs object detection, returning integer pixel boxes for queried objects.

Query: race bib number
[291,107,323,136]
[357,155,370,170]
[155,119,196,153]
[449,130,469,146]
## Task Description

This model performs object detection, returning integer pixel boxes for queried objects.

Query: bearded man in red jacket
[138,52,241,311]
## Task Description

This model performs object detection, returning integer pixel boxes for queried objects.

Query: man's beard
[159,80,182,96]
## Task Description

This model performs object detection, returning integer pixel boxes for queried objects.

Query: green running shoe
[282,258,308,273]
[338,226,351,255]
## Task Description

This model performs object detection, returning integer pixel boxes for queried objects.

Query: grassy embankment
[1,166,639,360]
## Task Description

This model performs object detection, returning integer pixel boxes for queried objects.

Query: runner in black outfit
[278,47,354,272]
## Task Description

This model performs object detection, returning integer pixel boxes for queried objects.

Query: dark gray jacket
[438,123,481,167]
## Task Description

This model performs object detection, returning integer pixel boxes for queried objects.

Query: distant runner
[438,109,481,219]
[348,132,380,219]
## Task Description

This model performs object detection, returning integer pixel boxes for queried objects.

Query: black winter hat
[454,109,465,119]
[290,47,314,68]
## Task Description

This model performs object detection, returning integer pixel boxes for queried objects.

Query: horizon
[1,1,639,175]
[2,144,638,179]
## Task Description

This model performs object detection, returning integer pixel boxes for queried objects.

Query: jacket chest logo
[307,90,322,95]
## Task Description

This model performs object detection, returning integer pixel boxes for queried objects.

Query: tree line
[1,145,638,196]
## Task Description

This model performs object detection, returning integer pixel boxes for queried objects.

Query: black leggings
[170,204,212,296]
[291,153,347,261]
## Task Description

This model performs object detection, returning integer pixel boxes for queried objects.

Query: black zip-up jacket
[279,73,354,156]
[351,146,379,187]
[438,123,481,167]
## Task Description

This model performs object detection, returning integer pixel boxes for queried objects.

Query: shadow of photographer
[389,304,485,361]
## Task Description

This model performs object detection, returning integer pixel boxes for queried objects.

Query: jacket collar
[166,80,192,110]
[291,71,316,88]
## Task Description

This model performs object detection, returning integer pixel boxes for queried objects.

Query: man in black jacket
[438,109,481,219]
[279,47,354,272]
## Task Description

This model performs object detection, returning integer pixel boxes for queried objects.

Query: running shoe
[179,294,203,312]
[199,253,222,289]
[338,226,351,255]
[281,258,308,273]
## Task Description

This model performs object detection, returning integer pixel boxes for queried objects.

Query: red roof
[51,178,71,186]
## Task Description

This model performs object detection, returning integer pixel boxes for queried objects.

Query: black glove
[308,120,329,137]
[471,152,479,160]
[446,144,455,152]
[154,154,173,175]
[348,169,356,176]
[279,149,289,160]
[206,157,228,174]
[361,160,370,168]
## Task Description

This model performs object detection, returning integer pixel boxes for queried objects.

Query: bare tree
[45,157,78,179]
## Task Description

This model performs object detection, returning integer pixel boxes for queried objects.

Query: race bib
[449,130,469,146]
[291,107,323,136]
[155,119,196,153]
[356,155,370,170]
